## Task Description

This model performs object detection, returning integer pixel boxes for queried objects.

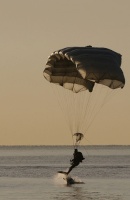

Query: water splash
[53,173,84,186]
[53,173,67,185]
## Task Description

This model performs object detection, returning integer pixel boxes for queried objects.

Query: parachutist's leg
[67,165,75,175]
[67,163,78,174]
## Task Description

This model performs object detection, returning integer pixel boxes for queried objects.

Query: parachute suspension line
[55,86,78,147]
[65,89,87,149]
[67,91,78,148]
[79,88,93,133]
[82,90,93,132]
[101,86,120,106]
[71,75,83,135]
[43,83,72,140]
[72,92,76,134]
[52,85,72,135]
[63,89,73,134]
[98,85,113,109]
[54,86,77,148]
[73,92,82,134]
[83,84,106,133]
[65,90,76,137]
[76,90,88,133]
[74,93,78,133]
[65,90,75,135]
[83,85,115,134]
[64,90,80,148]
[75,92,81,133]
[79,84,100,134]
[74,140,81,149]
[86,84,104,130]
[87,86,120,131]
[81,91,95,133]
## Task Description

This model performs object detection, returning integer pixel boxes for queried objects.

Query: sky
[0,0,130,145]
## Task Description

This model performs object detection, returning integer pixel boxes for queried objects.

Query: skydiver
[66,148,85,174]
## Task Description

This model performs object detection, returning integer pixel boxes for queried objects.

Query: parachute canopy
[43,46,125,93]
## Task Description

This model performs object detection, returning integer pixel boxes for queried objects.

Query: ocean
[0,145,130,200]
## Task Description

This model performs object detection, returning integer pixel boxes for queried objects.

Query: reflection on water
[54,185,122,200]
[53,178,126,200]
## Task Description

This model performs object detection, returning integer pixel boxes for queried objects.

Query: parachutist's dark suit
[67,149,85,174]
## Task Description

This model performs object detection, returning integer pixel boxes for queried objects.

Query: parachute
[43,46,125,147]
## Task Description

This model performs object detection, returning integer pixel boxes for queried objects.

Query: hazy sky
[0,0,130,145]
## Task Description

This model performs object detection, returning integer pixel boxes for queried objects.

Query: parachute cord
[71,135,75,149]
[79,89,92,133]
[63,90,73,134]
[54,86,77,147]
[72,93,77,134]
[74,141,81,150]
[74,92,78,133]
[81,136,93,157]
[83,86,118,134]
[101,87,119,105]
[51,85,72,134]
[83,85,105,133]
[63,89,73,133]
[84,84,103,132]
[75,92,81,132]
[83,135,94,145]
[77,90,87,133]
[76,92,83,132]
[71,90,78,136]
